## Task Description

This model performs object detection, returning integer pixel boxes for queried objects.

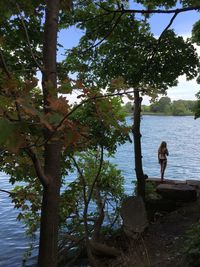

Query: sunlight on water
[1,116,200,266]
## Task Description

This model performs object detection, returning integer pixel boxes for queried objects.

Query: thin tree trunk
[38,143,61,267]
[132,89,145,200]
[38,0,61,266]
[93,185,105,242]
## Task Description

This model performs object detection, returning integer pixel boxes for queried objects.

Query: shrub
[182,221,200,267]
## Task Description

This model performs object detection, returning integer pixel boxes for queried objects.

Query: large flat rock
[147,178,186,185]
[186,179,200,189]
[157,183,197,202]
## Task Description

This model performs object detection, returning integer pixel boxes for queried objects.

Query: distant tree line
[123,97,196,116]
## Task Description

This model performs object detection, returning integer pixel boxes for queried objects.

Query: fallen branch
[90,240,121,257]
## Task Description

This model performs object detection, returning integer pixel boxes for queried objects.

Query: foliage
[65,4,199,202]
[148,97,196,115]
[136,0,200,8]
[66,13,199,98]
[193,89,200,118]
[124,97,196,115]
[142,104,150,113]
[122,102,133,115]
[192,20,200,46]
[145,182,162,201]
[192,17,200,106]
[150,97,172,114]
[69,96,131,153]
[0,92,129,262]
[58,149,125,262]
[0,150,43,261]
[134,181,161,200]
[0,1,44,79]
[182,221,200,267]
[192,19,200,115]
[11,181,42,234]
[171,100,187,115]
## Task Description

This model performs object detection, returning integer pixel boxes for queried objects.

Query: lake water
[1,116,200,266]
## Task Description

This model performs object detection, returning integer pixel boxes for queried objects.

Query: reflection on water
[0,116,200,266]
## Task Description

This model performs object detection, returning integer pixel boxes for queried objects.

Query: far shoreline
[125,113,195,117]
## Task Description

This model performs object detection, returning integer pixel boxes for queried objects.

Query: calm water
[1,116,200,266]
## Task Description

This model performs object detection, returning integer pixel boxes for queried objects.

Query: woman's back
[158,147,168,159]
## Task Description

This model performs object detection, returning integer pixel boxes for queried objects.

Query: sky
[144,9,200,104]
[57,4,200,105]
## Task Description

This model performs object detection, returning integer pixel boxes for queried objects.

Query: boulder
[156,183,197,202]
[147,178,186,185]
[120,196,148,238]
[186,179,200,189]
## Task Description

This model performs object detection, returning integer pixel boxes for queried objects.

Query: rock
[147,178,186,185]
[163,179,186,185]
[90,240,120,257]
[120,196,148,238]
[156,183,197,202]
[146,198,178,220]
[186,180,200,197]
[186,179,200,189]
[146,178,162,186]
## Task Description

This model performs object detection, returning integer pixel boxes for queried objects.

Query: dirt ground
[143,199,200,267]
[105,198,200,267]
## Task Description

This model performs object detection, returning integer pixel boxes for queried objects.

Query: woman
[158,141,169,182]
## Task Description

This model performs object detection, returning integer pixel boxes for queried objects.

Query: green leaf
[58,82,72,94]
[0,118,24,152]
[48,113,63,125]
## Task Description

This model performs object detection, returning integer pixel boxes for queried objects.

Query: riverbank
[103,196,200,267]
[66,178,200,267]
[73,178,200,267]
[125,112,194,116]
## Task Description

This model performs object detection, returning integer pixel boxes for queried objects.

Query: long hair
[158,141,167,154]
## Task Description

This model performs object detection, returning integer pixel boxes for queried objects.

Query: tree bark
[38,143,61,267]
[38,0,61,266]
[132,89,145,200]
[93,185,105,242]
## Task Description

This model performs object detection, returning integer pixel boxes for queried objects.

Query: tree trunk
[38,0,61,266]
[38,143,61,267]
[132,89,145,200]
[93,184,105,242]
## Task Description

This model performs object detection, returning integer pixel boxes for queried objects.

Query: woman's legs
[161,161,167,182]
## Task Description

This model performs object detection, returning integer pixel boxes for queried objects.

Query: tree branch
[24,147,49,187]
[0,188,15,195]
[134,10,180,87]
[15,2,42,71]
[157,11,178,47]
[53,89,136,132]
[82,12,123,53]
[0,49,12,78]
[98,5,200,15]
[74,10,111,23]
[23,88,140,149]
[87,145,104,205]
[71,156,87,203]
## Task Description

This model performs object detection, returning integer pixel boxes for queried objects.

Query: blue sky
[147,9,200,104]
[149,8,200,36]
[58,6,200,104]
